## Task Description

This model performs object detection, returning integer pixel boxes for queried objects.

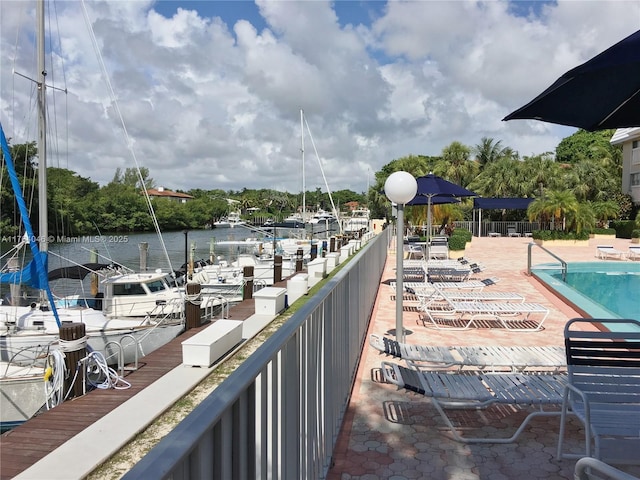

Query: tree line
[0,141,366,238]
[2,128,636,240]
[367,129,636,235]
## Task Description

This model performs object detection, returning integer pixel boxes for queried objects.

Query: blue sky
[152,1,389,30]
[0,0,635,194]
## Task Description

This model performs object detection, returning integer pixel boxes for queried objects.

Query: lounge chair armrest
[381,361,403,387]
[563,382,595,424]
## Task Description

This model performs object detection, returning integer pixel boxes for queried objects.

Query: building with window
[611,128,640,205]
[146,186,194,204]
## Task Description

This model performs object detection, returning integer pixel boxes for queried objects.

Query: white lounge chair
[596,245,627,260]
[507,227,521,237]
[628,245,640,260]
[369,334,566,373]
[381,361,567,443]
[419,299,550,331]
[415,285,525,309]
[557,318,640,465]
[396,278,500,295]
[574,457,640,480]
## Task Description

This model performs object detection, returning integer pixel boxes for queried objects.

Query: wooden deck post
[185,282,201,330]
[59,323,87,399]
[243,266,254,300]
[296,248,304,272]
[274,255,282,284]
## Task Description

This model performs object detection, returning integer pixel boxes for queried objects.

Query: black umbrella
[410,174,477,259]
[503,29,640,131]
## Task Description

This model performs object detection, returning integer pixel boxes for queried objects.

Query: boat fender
[193,270,210,284]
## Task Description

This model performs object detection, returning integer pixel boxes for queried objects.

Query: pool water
[554,271,639,319]
[532,262,640,321]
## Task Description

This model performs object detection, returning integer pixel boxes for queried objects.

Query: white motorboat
[308,208,338,224]
[213,211,246,228]
[344,208,371,235]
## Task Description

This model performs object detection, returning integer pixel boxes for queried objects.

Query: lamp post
[384,171,417,343]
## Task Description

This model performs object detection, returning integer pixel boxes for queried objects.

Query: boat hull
[0,321,185,366]
[0,370,46,431]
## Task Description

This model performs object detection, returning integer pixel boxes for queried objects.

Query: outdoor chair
[370,334,566,373]
[415,285,525,310]
[507,226,521,237]
[395,277,500,296]
[557,318,640,465]
[628,245,640,260]
[574,457,640,480]
[381,361,567,443]
[596,245,627,260]
[418,299,550,331]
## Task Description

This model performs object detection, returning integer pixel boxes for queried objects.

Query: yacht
[213,211,246,228]
[344,208,371,235]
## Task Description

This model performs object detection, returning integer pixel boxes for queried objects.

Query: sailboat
[0,0,213,430]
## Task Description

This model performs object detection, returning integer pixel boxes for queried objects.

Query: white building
[611,128,640,205]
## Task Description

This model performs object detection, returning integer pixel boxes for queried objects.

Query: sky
[1,1,639,196]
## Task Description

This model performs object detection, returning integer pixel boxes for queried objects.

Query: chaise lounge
[596,245,627,260]
[381,361,567,443]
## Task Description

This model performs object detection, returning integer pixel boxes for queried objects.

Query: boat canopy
[47,263,115,281]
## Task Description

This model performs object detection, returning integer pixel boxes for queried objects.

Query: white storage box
[253,287,287,316]
[287,274,308,305]
[182,319,243,367]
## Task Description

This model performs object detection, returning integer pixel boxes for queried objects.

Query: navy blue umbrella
[409,174,477,259]
[503,29,640,131]
[413,173,477,200]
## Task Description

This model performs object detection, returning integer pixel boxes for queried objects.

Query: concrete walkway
[327,235,640,480]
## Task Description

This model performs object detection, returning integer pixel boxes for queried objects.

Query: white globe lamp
[384,171,417,342]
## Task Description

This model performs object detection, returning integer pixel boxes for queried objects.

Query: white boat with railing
[344,208,371,235]
[213,211,246,228]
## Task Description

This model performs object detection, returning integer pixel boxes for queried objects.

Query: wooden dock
[0,293,264,480]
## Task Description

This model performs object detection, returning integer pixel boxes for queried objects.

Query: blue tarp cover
[474,198,533,210]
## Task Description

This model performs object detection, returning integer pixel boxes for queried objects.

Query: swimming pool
[531,261,640,321]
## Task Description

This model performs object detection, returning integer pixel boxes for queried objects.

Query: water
[548,264,640,320]
[46,228,260,271]
[0,228,260,299]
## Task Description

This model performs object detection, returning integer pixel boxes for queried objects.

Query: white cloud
[1,0,638,196]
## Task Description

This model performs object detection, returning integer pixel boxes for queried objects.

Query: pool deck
[327,235,640,480]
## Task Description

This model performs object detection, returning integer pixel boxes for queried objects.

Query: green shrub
[610,220,636,239]
[448,235,467,251]
[532,230,589,241]
[451,228,472,243]
[632,229,640,239]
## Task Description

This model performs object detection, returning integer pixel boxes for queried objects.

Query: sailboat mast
[36,0,48,252]
[300,108,305,221]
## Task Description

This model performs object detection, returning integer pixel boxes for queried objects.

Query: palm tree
[591,200,619,228]
[438,141,478,187]
[547,190,579,231]
[567,202,596,234]
[473,137,514,167]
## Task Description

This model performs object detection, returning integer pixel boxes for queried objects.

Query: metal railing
[527,241,568,282]
[411,221,545,238]
[121,230,389,480]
